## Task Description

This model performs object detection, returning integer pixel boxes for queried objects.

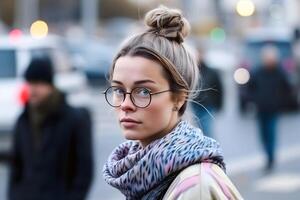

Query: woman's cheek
[147,105,170,124]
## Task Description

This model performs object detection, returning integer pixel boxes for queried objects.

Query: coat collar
[21,90,67,121]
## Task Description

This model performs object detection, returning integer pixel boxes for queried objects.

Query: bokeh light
[210,27,226,43]
[234,68,250,85]
[19,84,29,105]
[9,29,23,41]
[30,20,48,39]
[236,0,255,17]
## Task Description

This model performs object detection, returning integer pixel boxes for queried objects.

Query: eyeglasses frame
[103,86,172,108]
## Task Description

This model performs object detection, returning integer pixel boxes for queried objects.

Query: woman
[103,6,243,200]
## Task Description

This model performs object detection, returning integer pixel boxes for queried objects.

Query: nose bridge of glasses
[122,91,136,106]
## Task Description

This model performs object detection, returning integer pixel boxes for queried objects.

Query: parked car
[0,34,89,133]
[236,27,299,113]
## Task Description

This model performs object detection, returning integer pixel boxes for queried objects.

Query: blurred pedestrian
[248,45,291,172]
[191,52,223,138]
[102,6,242,199]
[8,56,93,200]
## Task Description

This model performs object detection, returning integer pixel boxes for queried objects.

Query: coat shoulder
[162,163,243,200]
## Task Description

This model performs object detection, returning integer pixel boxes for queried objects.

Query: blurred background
[0,0,300,199]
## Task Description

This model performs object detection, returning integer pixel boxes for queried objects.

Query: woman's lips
[120,118,141,128]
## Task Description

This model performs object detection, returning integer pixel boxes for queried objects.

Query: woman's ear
[173,92,187,111]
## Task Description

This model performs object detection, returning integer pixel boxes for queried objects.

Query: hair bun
[145,6,190,43]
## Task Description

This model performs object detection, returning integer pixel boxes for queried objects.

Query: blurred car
[0,34,89,133]
[236,27,299,113]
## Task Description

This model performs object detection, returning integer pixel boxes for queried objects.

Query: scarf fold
[103,120,225,200]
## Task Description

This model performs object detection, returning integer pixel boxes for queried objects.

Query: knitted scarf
[103,120,225,200]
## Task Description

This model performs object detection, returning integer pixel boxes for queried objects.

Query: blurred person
[191,52,223,138]
[102,6,242,200]
[8,56,93,200]
[247,45,291,172]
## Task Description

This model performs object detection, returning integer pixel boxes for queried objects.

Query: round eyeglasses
[103,86,172,108]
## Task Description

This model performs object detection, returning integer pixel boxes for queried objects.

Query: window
[0,50,16,78]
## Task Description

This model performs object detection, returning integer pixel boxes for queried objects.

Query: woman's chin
[123,131,140,141]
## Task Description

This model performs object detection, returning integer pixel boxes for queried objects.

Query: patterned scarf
[103,120,225,200]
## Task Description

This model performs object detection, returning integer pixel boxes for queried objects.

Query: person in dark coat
[191,60,223,138]
[247,45,291,172]
[8,56,93,200]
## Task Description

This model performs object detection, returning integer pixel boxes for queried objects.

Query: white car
[0,35,89,133]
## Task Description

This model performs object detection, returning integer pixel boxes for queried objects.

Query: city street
[1,0,300,200]
[0,71,300,200]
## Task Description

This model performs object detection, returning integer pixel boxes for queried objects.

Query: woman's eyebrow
[111,80,123,85]
[134,80,156,85]
[111,79,156,85]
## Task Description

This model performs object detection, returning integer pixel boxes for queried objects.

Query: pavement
[222,113,300,200]
[230,155,300,200]
[214,104,300,199]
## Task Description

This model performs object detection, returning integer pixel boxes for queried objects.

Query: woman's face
[111,56,183,147]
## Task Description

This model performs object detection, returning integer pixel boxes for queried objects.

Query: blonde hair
[109,6,199,116]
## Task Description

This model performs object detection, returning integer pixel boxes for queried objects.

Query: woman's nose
[120,94,136,111]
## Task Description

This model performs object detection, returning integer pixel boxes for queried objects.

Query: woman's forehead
[112,56,168,85]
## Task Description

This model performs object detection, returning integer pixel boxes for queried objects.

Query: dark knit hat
[24,56,54,85]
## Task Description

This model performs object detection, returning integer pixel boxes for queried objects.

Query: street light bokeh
[234,68,250,85]
[30,20,48,39]
[236,0,255,17]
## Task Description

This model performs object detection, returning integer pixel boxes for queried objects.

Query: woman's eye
[113,87,125,95]
[135,88,150,97]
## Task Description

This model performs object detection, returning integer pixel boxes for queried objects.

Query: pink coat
[162,163,243,200]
